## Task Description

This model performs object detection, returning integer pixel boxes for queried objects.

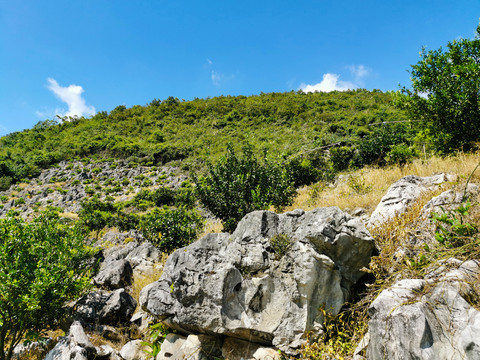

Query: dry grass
[131,255,168,305]
[198,218,224,238]
[59,211,79,219]
[287,152,480,215]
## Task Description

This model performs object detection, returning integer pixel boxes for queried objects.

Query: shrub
[0,176,12,191]
[78,196,116,237]
[0,212,96,360]
[356,124,411,166]
[139,207,204,253]
[286,157,324,187]
[385,143,417,166]
[398,24,480,153]
[329,146,356,172]
[193,144,296,232]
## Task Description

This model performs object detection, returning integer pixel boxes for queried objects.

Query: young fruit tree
[0,212,96,360]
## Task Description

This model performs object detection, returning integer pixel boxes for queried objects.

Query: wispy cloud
[211,70,235,87]
[45,78,95,118]
[348,64,370,82]
[300,64,371,93]
[299,73,356,93]
[0,124,9,137]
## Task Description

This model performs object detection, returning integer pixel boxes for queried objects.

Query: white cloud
[46,78,95,118]
[299,73,356,93]
[207,58,213,65]
[300,64,372,93]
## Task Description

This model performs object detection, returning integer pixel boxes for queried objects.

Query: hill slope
[0,89,408,188]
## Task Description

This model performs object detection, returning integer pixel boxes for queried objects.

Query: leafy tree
[398,24,480,152]
[0,212,95,360]
[194,144,296,232]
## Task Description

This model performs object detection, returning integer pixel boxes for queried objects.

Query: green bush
[398,24,480,153]
[78,196,116,237]
[0,212,96,360]
[0,176,12,191]
[329,146,356,172]
[385,143,417,166]
[356,124,411,166]
[139,207,204,253]
[286,157,324,187]
[193,144,296,232]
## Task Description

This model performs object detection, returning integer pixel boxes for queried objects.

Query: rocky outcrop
[368,174,455,227]
[0,160,186,220]
[361,259,480,360]
[140,207,375,352]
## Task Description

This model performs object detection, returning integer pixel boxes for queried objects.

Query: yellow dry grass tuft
[59,212,79,219]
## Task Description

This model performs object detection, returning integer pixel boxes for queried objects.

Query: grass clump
[269,233,293,259]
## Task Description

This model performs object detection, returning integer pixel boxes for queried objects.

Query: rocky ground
[0,159,187,220]
[6,164,480,360]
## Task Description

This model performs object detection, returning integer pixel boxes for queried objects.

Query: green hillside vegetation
[0,89,411,189]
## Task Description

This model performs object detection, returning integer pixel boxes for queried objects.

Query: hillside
[3,150,480,360]
[0,90,409,189]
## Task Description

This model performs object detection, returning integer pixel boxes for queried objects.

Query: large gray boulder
[364,259,480,360]
[368,174,455,227]
[140,207,375,351]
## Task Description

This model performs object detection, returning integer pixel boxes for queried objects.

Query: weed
[141,322,171,359]
[347,175,372,195]
[432,201,478,248]
[269,234,293,259]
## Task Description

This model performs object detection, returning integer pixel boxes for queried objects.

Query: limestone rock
[157,333,221,360]
[368,174,455,227]
[222,338,280,360]
[421,183,479,218]
[74,289,136,326]
[364,259,480,359]
[157,334,187,360]
[119,340,150,360]
[93,259,133,290]
[141,207,375,351]
[44,321,95,360]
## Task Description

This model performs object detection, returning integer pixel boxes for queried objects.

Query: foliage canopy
[398,24,480,152]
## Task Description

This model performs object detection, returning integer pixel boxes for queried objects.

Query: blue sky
[1,1,480,136]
